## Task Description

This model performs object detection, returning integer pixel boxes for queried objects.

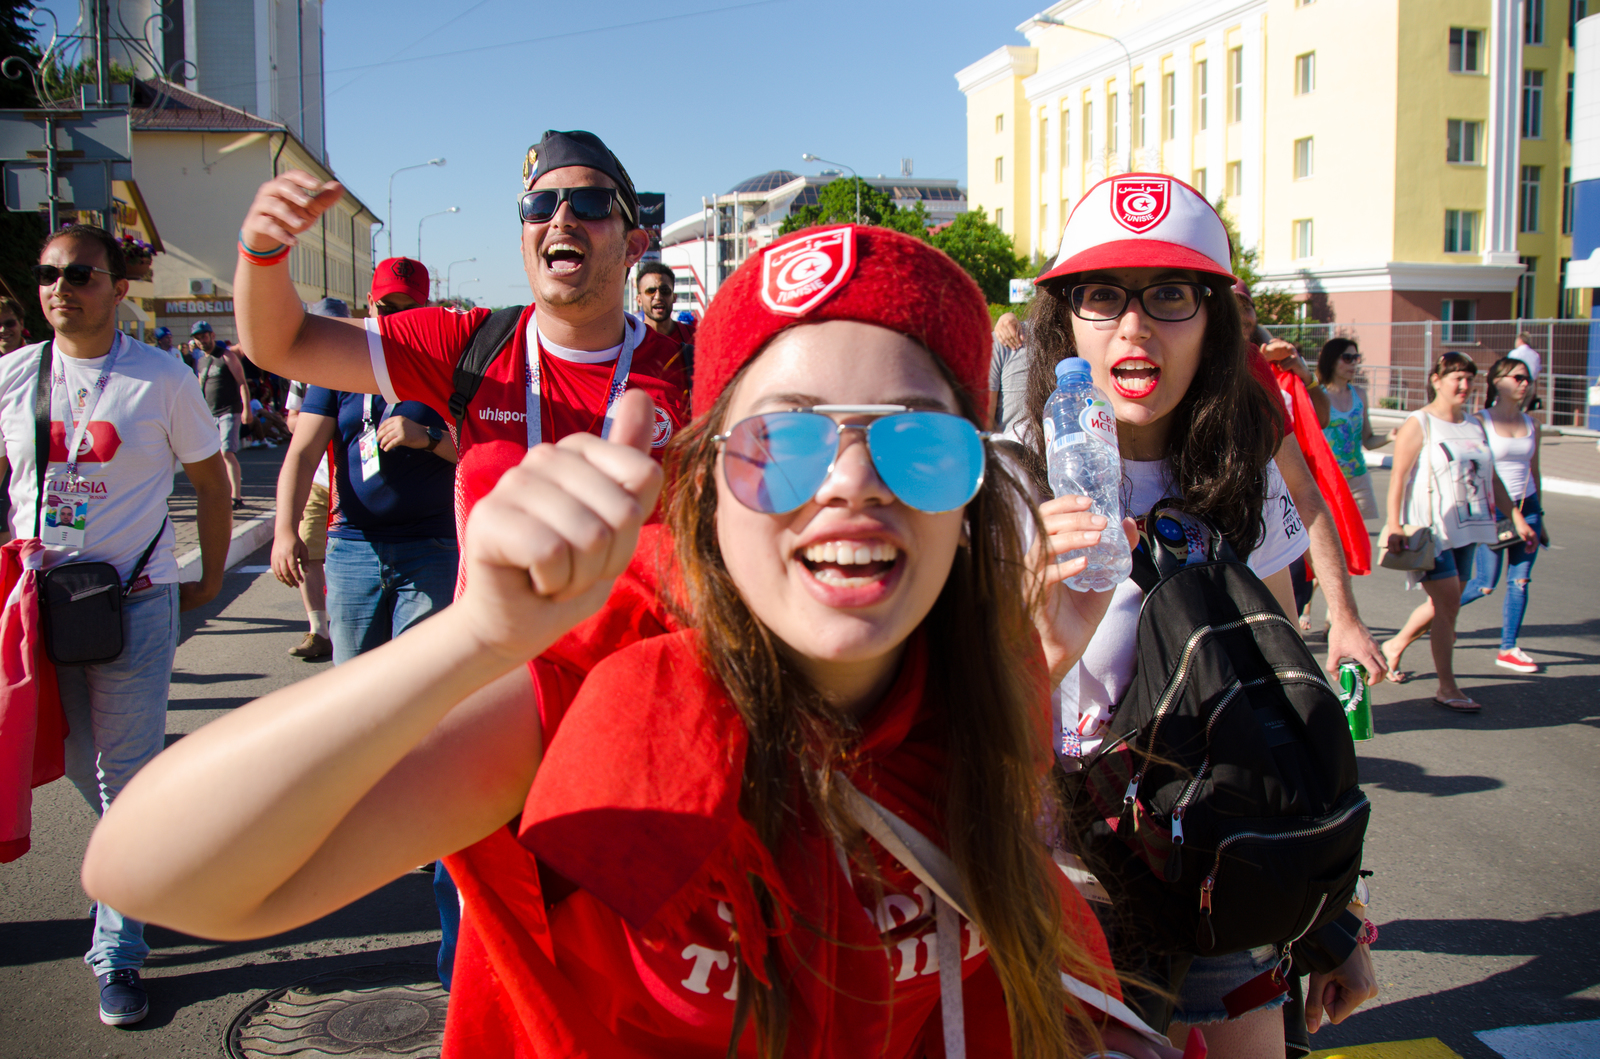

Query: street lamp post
[417,207,460,271]
[802,153,861,224]
[387,158,446,258]
[445,257,477,301]
[1030,14,1134,174]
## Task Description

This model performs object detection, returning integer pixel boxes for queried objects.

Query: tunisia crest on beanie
[692,225,991,419]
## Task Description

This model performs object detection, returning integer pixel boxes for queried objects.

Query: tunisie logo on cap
[1110,176,1172,234]
[761,226,856,317]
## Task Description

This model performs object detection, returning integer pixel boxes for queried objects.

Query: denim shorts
[1172,945,1288,1025]
[1422,543,1478,583]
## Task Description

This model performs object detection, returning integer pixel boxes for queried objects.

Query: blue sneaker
[97,968,148,1026]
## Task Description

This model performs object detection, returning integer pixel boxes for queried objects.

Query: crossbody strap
[123,516,168,595]
[448,305,525,441]
[32,340,52,539]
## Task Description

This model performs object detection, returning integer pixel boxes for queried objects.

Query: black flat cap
[522,130,638,226]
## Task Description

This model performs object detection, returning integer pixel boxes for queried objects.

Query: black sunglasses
[517,186,630,225]
[1339,351,1362,363]
[33,263,119,287]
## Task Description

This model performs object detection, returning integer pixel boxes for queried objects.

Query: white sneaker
[1495,647,1539,673]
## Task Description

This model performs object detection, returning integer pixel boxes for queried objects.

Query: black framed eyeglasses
[517,186,629,225]
[32,263,119,287]
[1067,281,1210,323]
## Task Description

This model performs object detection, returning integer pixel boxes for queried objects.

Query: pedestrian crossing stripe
[1309,1040,1463,1059]
[1476,1018,1600,1058]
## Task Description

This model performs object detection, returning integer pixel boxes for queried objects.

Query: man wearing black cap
[230,129,690,553]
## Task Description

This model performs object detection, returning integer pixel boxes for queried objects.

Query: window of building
[1518,256,1537,317]
[1293,138,1313,179]
[1445,209,1481,252]
[1442,298,1477,343]
[1571,0,1589,45]
[1448,28,1484,73]
[1523,70,1545,138]
[995,114,1004,133]
[1061,106,1071,168]
[1295,52,1315,95]
[1041,203,1049,241]
[1520,166,1542,232]
[994,207,1004,228]
[1526,0,1545,44]
[1294,218,1314,258]
[1133,83,1147,150]
[1193,168,1208,197]
[1561,256,1578,315]
[1227,161,1243,197]
[1109,92,1120,155]
[1229,47,1244,123]
[1084,102,1094,161]
[1568,72,1576,140]
[1040,115,1049,173]
[1447,119,1483,163]
[1163,72,1176,139]
[995,156,1004,183]
[1564,167,1574,233]
[1196,60,1209,131]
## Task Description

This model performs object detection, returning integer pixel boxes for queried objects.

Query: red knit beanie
[692,225,991,420]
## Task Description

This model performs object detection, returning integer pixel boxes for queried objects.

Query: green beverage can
[1339,662,1375,741]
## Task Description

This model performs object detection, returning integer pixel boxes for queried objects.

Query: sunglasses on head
[32,263,118,287]
[517,186,627,224]
[714,406,989,515]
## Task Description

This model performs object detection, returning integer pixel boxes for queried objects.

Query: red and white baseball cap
[1037,173,1235,285]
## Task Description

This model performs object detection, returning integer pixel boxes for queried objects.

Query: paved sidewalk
[170,443,284,577]
[1366,414,1600,497]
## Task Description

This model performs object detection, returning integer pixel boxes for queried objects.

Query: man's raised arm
[235,171,379,394]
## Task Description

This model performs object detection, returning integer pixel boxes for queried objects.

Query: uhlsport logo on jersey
[1109,177,1172,234]
[761,226,856,317]
[651,405,673,448]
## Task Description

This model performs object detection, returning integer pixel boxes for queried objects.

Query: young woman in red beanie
[83,225,1178,1058]
[1020,175,1379,1058]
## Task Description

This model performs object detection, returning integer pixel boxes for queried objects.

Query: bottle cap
[1056,357,1091,379]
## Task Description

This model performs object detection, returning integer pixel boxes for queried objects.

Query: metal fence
[1262,319,1596,428]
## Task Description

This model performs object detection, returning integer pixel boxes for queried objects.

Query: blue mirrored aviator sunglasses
[714,406,989,515]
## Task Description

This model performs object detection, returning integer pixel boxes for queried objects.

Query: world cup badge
[761,226,856,317]
[1110,177,1172,234]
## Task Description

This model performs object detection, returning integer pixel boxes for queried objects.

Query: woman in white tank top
[1380,353,1536,712]
[1460,357,1547,673]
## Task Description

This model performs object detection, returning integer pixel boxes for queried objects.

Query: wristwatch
[425,426,443,451]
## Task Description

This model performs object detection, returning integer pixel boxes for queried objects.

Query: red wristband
[1356,919,1379,946]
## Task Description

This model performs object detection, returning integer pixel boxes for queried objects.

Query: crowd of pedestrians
[0,143,1562,1057]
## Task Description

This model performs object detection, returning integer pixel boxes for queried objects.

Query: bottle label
[1080,398,1117,448]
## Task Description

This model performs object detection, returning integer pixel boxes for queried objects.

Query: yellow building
[956,0,1584,335]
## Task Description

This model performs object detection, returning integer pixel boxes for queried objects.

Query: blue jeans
[324,536,459,665]
[58,581,180,974]
[1461,493,1543,650]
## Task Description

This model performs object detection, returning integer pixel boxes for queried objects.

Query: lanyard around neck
[524,316,640,448]
[52,332,122,482]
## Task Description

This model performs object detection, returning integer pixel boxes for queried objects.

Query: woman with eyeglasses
[1458,357,1547,674]
[1379,353,1536,707]
[1316,338,1385,520]
[79,227,1177,1059]
[1020,176,1378,1057]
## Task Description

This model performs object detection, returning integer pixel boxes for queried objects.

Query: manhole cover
[227,963,448,1058]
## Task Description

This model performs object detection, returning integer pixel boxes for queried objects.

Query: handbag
[1487,515,1521,552]
[31,341,165,667]
[1379,414,1437,572]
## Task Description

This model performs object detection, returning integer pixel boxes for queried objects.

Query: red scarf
[0,538,64,863]
[441,527,1117,1057]
[1268,362,1372,577]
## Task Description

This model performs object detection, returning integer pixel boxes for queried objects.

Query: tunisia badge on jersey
[1110,177,1173,234]
[651,404,673,448]
[761,226,856,317]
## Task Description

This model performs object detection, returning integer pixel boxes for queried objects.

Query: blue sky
[38,0,1040,305]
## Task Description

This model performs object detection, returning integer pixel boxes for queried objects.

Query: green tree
[778,177,931,240]
[0,2,50,341]
[930,210,1029,305]
[1212,195,1296,325]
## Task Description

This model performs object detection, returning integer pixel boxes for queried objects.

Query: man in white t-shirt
[0,225,231,1027]
[1508,332,1542,413]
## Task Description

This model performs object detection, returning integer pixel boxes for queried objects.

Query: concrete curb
[175,511,275,582]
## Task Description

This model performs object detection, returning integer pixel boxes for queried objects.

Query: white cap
[1037,173,1235,285]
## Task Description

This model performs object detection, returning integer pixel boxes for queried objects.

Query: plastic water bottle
[1043,358,1132,591]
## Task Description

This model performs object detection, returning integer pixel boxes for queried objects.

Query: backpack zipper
[1123,611,1300,808]
[1275,891,1330,979]
[1198,792,1370,917]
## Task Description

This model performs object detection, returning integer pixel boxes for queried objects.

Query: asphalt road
[1,472,1597,1058]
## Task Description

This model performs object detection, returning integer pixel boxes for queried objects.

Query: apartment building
[956,0,1587,331]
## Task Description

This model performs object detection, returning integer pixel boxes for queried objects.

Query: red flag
[0,538,65,863]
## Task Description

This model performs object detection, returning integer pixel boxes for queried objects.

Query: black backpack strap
[448,306,526,440]
[123,516,169,595]
[33,341,52,539]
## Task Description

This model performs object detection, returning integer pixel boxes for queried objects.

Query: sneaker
[97,968,148,1026]
[288,632,332,660]
[232,497,245,511]
[1495,647,1540,673]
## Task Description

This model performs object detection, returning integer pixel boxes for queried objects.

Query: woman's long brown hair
[663,355,1107,1058]
[1018,275,1283,557]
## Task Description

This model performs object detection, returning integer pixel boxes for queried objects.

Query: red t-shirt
[371,306,691,540]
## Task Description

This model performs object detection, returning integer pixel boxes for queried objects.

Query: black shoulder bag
[32,341,166,667]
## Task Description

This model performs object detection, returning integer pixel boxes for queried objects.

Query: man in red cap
[229,129,689,538]
[370,257,429,316]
